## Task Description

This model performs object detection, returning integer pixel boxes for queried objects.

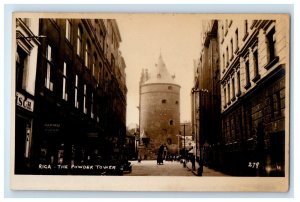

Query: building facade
[139,55,181,160]
[15,18,127,174]
[219,19,288,176]
[191,20,221,169]
[15,18,40,174]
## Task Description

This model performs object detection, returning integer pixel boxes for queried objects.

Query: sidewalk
[186,161,229,176]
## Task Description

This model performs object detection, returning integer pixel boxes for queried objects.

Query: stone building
[139,54,181,159]
[219,19,288,176]
[191,20,221,169]
[15,18,40,174]
[14,18,127,174]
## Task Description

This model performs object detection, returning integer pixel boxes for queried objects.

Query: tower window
[169,120,173,125]
[175,101,179,104]
[162,99,166,104]
[168,86,172,90]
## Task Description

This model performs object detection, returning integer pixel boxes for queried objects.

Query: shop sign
[44,123,61,134]
[16,92,34,112]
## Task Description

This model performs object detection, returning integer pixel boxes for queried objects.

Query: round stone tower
[139,54,180,160]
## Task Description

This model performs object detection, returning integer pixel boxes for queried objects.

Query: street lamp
[181,122,188,168]
[176,134,181,156]
[191,88,208,176]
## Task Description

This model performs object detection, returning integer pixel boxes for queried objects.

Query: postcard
[11,12,290,191]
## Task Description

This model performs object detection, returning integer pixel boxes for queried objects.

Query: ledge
[252,74,261,83]
[264,57,279,70]
[244,83,251,90]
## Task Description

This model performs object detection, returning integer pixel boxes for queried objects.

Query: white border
[2,0,297,200]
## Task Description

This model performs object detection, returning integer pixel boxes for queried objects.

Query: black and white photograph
[11,13,290,191]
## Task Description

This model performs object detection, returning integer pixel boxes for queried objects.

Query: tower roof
[144,54,178,85]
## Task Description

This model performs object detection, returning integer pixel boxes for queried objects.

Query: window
[91,92,94,119]
[227,82,231,104]
[230,38,234,60]
[62,62,68,101]
[231,77,235,101]
[45,45,53,91]
[243,20,248,40]
[226,46,229,66]
[92,54,96,77]
[16,47,27,90]
[221,25,224,42]
[267,27,276,62]
[252,48,260,82]
[244,59,251,89]
[175,101,179,105]
[76,27,82,56]
[65,19,72,42]
[225,20,228,35]
[162,99,166,104]
[222,54,225,71]
[236,71,241,96]
[169,120,173,125]
[235,29,239,52]
[74,75,79,108]
[168,86,172,90]
[83,84,87,114]
[224,87,227,108]
[85,42,90,68]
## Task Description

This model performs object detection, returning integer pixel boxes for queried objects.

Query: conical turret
[144,54,177,84]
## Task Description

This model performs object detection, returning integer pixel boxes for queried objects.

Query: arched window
[169,120,173,125]
[162,99,166,104]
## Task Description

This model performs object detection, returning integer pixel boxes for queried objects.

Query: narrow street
[124,160,229,176]
[124,160,195,176]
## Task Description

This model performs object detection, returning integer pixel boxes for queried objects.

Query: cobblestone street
[124,160,194,176]
[124,160,228,176]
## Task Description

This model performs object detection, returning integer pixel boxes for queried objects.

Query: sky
[116,14,205,126]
